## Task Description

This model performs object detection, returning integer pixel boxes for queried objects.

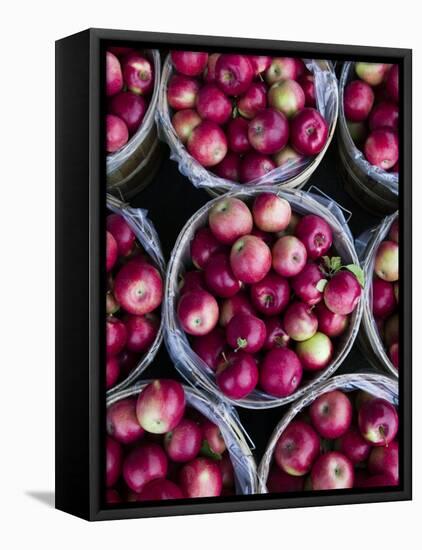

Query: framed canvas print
[55,28,412,521]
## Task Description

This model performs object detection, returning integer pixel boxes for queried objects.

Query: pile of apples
[167,51,329,183]
[266,388,399,492]
[371,218,399,370]
[176,192,363,401]
[106,48,155,153]
[106,380,235,502]
[343,63,399,173]
[106,213,163,389]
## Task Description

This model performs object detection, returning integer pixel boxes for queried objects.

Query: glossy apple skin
[324,271,362,315]
[214,151,241,181]
[172,109,201,143]
[215,54,254,96]
[226,313,266,353]
[190,227,223,270]
[265,57,298,85]
[290,108,329,156]
[106,436,122,487]
[369,101,399,131]
[337,427,371,464]
[114,258,163,316]
[386,64,399,102]
[275,420,320,476]
[136,380,186,434]
[368,440,399,483]
[179,270,206,296]
[109,91,146,134]
[187,120,228,167]
[296,332,333,371]
[374,240,399,282]
[267,465,305,493]
[107,397,145,444]
[372,278,396,318]
[202,420,227,455]
[295,215,333,259]
[299,73,316,107]
[170,51,208,76]
[227,117,251,154]
[315,302,348,337]
[344,80,375,122]
[123,53,154,96]
[219,292,256,327]
[123,443,168,492]
[310,390,353,439]
[164,418,202,463]
[230,235,272,284]
[192,326,227,371]
[252,192,292,233]
[263,317,290,350]
[358,398,398,446]
[106,356,120,389]
[167,74,200,110]
[291,262,324,305]
[106,317,127,356]
[106,214,136,256]
[138,479,183,501]
[196,84,232,124]
[216,350,259,399]
[311,451,354,490]
[107,231,118,272]
[268,79,305,118]
[208,197,253,245]
[364,128,399,170]
[355,62,388,86]
[273,145,304,169]
[250,271,290,316]
[125,314,158,353]
[239,152,276,183]
[249,55,272,75]
[106,114,129,153]
[272,236,307,277]
[237,82,267,119]
[260,347,303,397]
[248,109,289,155]
[177,289,219,336]
[204,252,241,298]
[283,302,318,342]
[179,457,223,497]
[106,51,123,96]
[204,53,221,83]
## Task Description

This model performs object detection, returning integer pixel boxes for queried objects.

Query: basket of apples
[258,373,398,493]
[358,213,399,376]
[106,195,165,393]
[165,188,364,409]
[338,62,399,215]
[157,52,338,195]
[106,379,257,503]
[106,48,162,198]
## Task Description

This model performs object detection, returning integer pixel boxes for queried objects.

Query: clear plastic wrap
[258,372,398,493]
[164,186,363,409]
[107,194,166,394]
[157,55,338,195]
[106,380,258,495]
[339,62,398,194]
[356,212,398,377]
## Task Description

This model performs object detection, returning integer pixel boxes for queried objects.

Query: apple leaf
[345,264,365,287]
[322,256,342,274]
[322,256,332,270]
[200,440,222,461]
[316,279,328,293]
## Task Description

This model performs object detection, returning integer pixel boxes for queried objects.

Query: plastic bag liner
[258,372,398,493]
[157,55,338,194]
[339,62,398,194]
[107,194,166,395]
[106,380,258,495]
[355,212,398,377]
[164,186,363,410]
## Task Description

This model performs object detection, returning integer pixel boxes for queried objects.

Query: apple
[299,73,316,107]
[170,51,208,76]
[190,227,224,270]
[105,488,121,504]
[215,54,254,96]
[219,292,256,327]
[106,289,117,315]
[291,262,325,305]
[167,74,200,110]
[114,258,163,315]
[226,313,266,353]
[294,59,306,78]
[248,109,289,155]
[275,420,320,476]
[106,114,129,153]
[208,197,253,245]
[347,121,368,144]
[106,436,122,487]
[290,108,329,156]
[172,109,202,143]
[220,453,235,488]
[204,53,221,82]
[337,427,371,464]
[252,192,292,232]
[364,128,399,170]
[324,271,362,315]
[106,51,123,97]
[106,316,127,356]
[106,214,136,256]
[368,440,399,483]
[311,451,354,490]
[394,282,399,304]
[187,120,228,167]
[250,271,290,316]
[386,64,399,102]
[296,332,333,371]
[136,379,186,434]
[177,289,219,336]
[390,342,399,369]
[122,53,154,95]
[214,151,241,181]
[196,84,232,125]
[179,270,206,296]
[164,418,202,463]
[109,91,147,134]
[272,236,307,277]
[249,55,272,75]
[202,420,226,455]
[355,62,389,86]
[179,457,223,497]
[283,302,318,342]
[237,82,267,119]
[107,397,145,445]
[384,313,399,347]
[344,80,375,122]
[295,215,333,259]
[216,350,259,399]
[259,347,303,397]
[117,349,139,378]
[268,79,305,118]
[138,479,183,501]
[265,57,298,85]
[358,398,398,446]
[230,235,272,284]
[372,278,396,318]
[204,252,241,298]
[263,317,290,350]
[369,101,399,131]
[239,152,276,182]
[389,219,399,243]
[106,231,118,272]
[227,117,251,154]
[250,227,275,246]
[315,302,348,338]
[374,240,399,282]
[267,465,305,493]
[273,146,304,169]
[124,314,158,353]
[359,473,397,488]
[106,356,120,389]
[310,390,353,438]
[192,327,227,371]
[123,443,168,492]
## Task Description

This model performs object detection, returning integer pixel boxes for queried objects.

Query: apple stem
[235,338,248,352]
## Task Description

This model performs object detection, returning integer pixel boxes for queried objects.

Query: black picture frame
[55,28,412,521]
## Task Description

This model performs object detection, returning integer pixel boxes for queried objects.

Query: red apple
[172,109,201,143]
[385,64,399,102]
[204,53,221,83]
[215,54,254,96]
[109,91,146,134]
[220,453,235,488]
[273,145,304,169]
[190,227,224,270]
[291,262,325,305]
[196,84,232,124]
[202,420,226,455]
[374,240,399,282]
[250,271,290,316]
[358,398,398,446]
[315,302,348,338]
[252,192,292,232]
[179,270,206,296]
[364,128,398,170]
[171,51,208,76]
[106,231,118,272]
[177,290,219,336]
[164,418,202,463]
[219,292,256,327]
[283,301,318,342]
[167,74,200,110]
[208,197,253,245]
[290,108,328,156]
[369,101,399,131]
[249,55,272,75]
[248,109,289,155]
[237,82,267,119]
[138,479,183,501]
[372,278,396,318]
[263,317,290,350]
[187,120,228,167]
[124,314,158,353]
[136,379,186,434]
[384,313,399,347]
[311,451,354,490]
[106,51,123,97]
[106,436,122,487]
[295,215,333,259]
[106,114,129,153]
[216,350,259,399]
[107,397,145,445]
[123,443,168,492]
[214,151,241,181]
[275,420,320,476]
[324,271,362,315]
[122,53,154,96]
[106,213,136,257]
[106,316,127,356]
[259,347,303,397]
[390,342,399,369]
[310,390,353,439]
[355,63,389,86]
[265,57,298,85]
[230,235,272,284]
[337,427,371,464]
[117,349,138,378]
[272,236,307,277]
[239,152,276,182]
[227,117,251,154]
[192,326,227,371]
[179,457,223,497]
[106,356,120,389]
[299,73,316,107]
[268,79,305,118]
[267,465,304,493]
[296,332,333,371]
[368,440,399,483]
[226,313,266,353]
[204,252,241,298]
[389,219,399,243]
[344,80,374,122]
